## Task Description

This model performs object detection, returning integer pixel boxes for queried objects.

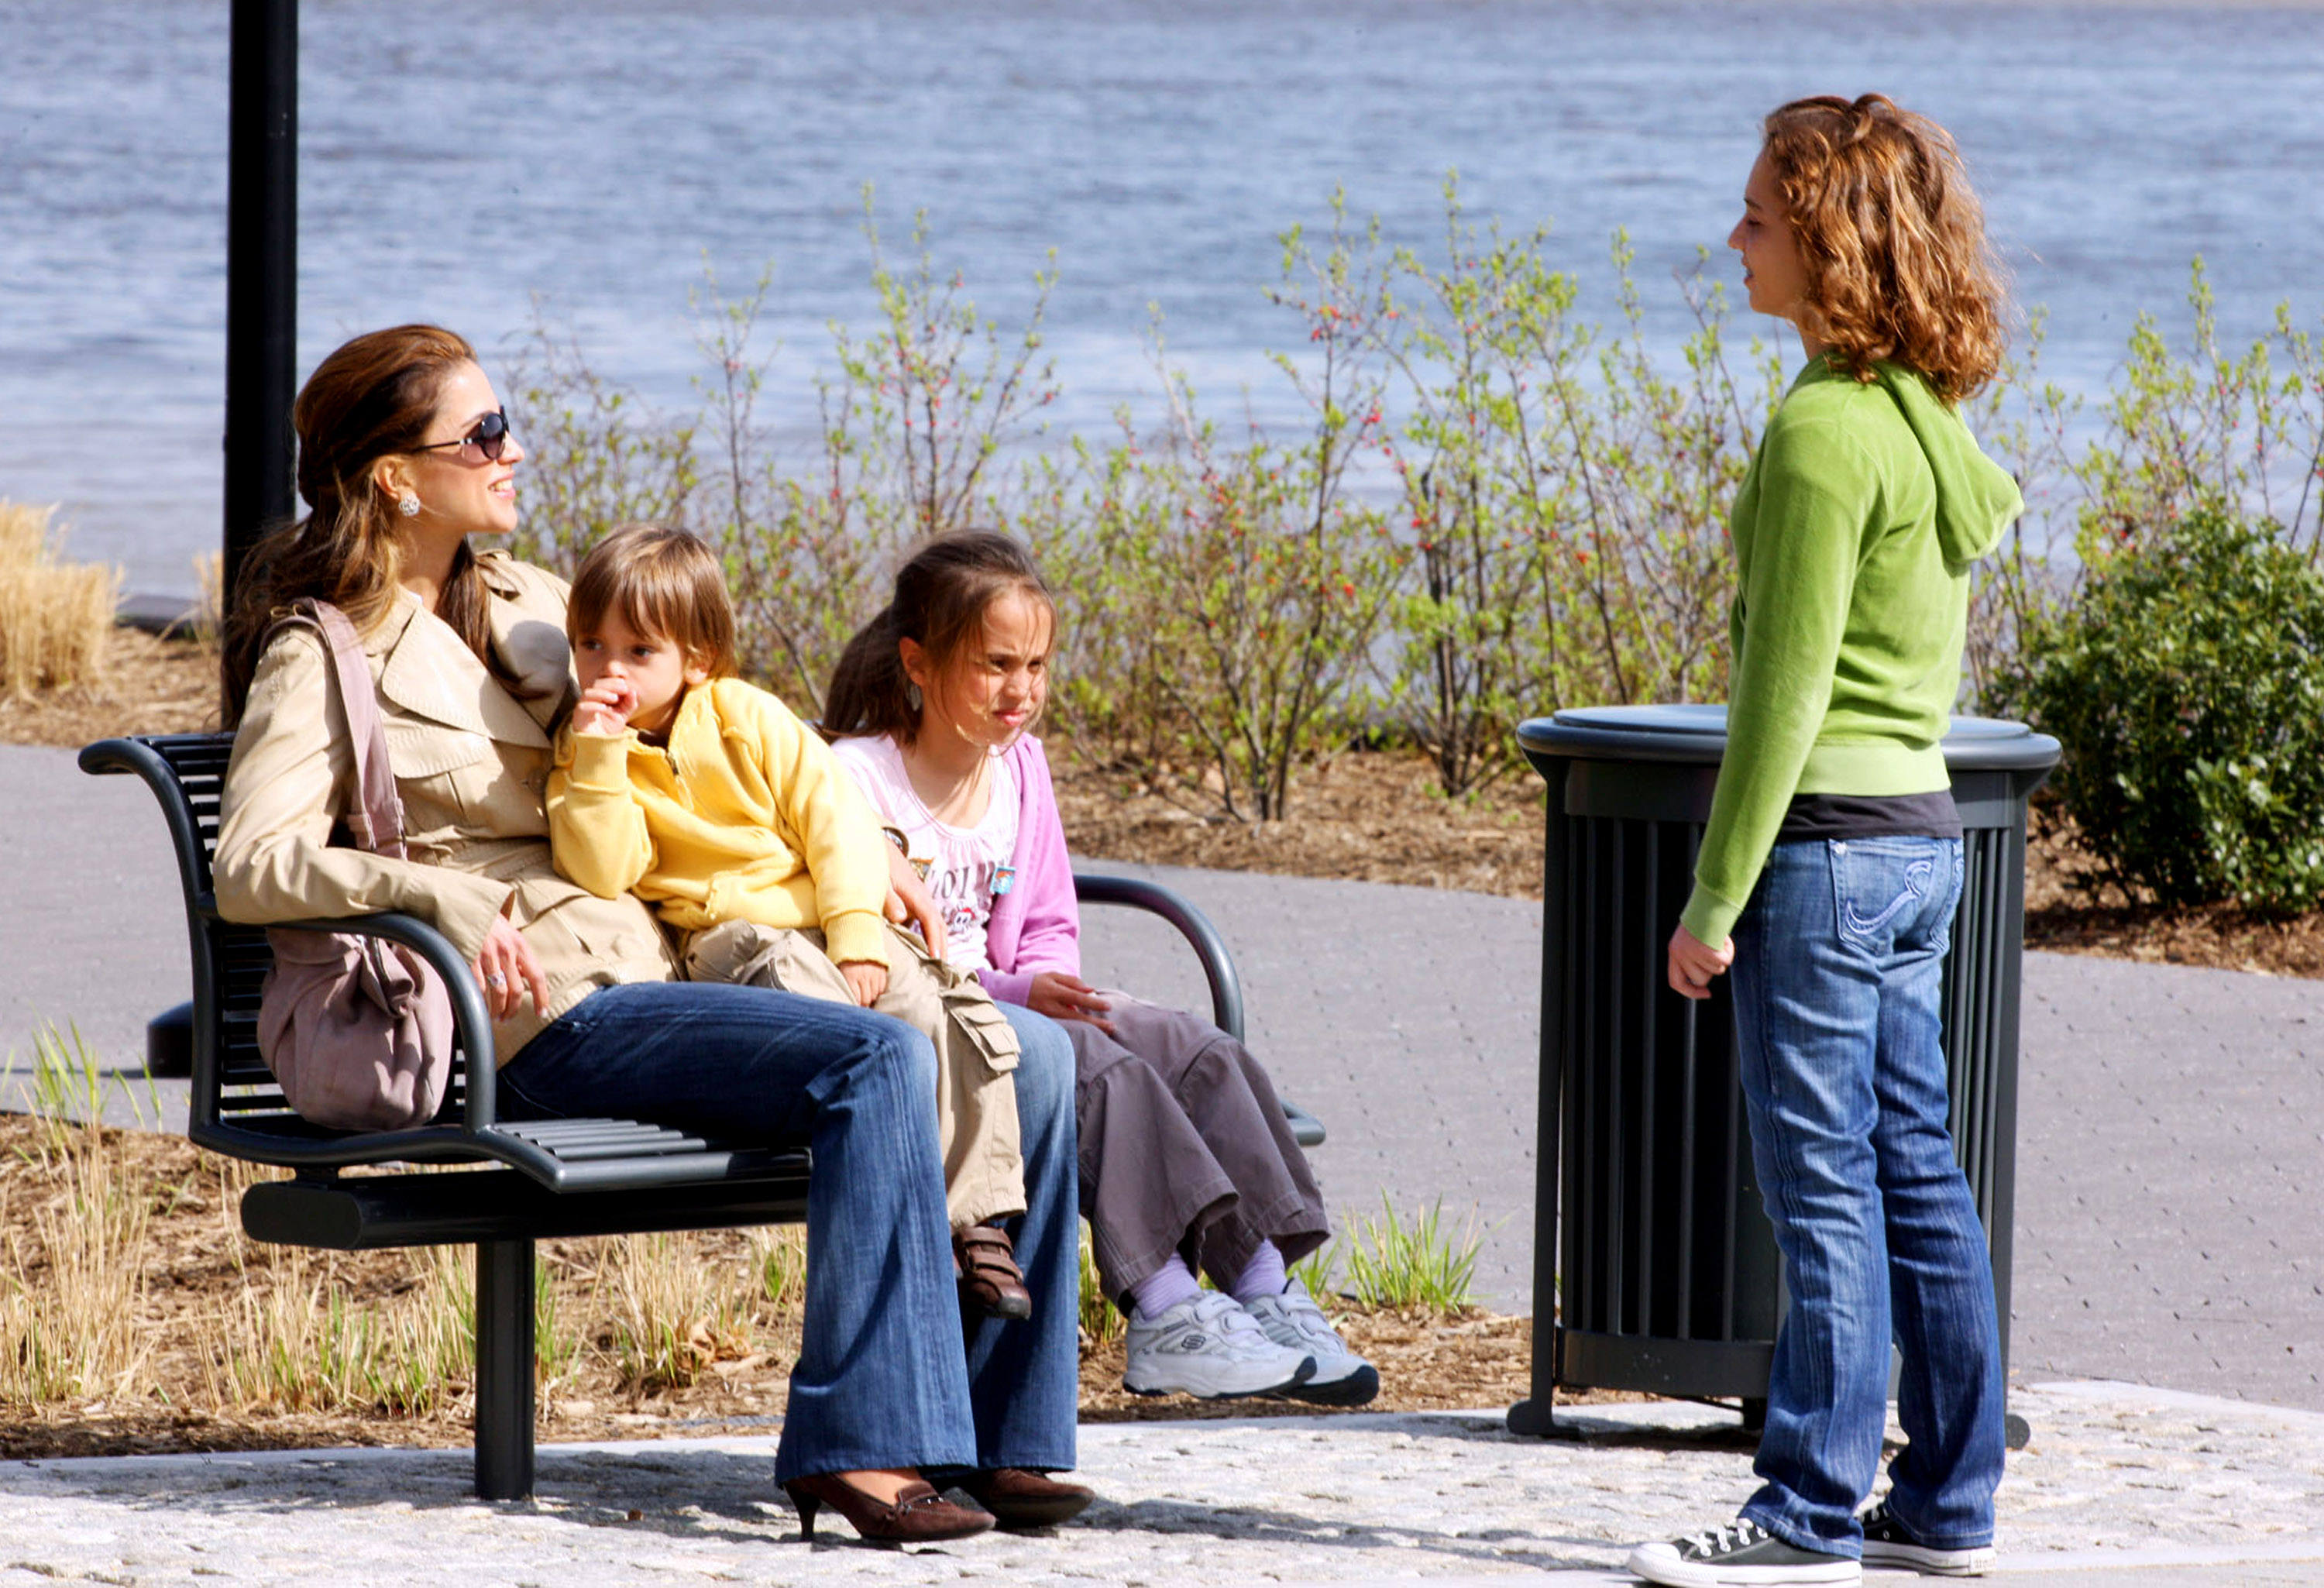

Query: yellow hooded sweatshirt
[547,676,892,966]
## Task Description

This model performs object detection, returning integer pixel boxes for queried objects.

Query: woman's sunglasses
[414,409,511,463]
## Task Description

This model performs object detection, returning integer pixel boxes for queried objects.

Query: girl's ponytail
[824,603,918,741]
[823,531,1055,744]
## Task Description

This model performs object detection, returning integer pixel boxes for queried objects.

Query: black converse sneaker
[1625,1518,1860,1586]
[1859,1500,1997,1576]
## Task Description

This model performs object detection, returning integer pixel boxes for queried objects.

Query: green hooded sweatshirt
[1679,356,2023,947]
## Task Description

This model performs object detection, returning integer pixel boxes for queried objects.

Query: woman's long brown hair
[219,324,512,725]
[1761,94,2009,402]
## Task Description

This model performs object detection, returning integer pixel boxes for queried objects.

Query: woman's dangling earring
[398,492,421,519]
[906,681,923,713]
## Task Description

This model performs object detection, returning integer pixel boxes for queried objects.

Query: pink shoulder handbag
[254,600,456,1131]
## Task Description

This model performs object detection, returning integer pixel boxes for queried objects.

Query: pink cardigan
[976,736,1081,1005]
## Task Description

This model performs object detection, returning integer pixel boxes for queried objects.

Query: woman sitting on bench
[210,322,1090,1543]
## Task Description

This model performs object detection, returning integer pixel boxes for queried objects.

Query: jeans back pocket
[1832,839,1938,947]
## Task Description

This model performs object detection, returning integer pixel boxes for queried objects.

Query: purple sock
[1126,1255,1201,1321]
[1225,1239,1287,1304]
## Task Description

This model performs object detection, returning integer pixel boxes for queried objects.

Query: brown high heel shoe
[956,1467,1095,1530]
[954,1222,1033,1320]
[782,1472,995,1544]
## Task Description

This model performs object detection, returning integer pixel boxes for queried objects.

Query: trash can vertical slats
[1508,706,2057,1437]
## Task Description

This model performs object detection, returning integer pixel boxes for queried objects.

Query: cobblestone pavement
[2,1383,2320,1585]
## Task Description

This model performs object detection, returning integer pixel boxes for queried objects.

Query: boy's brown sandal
[954,1222,1033,1319]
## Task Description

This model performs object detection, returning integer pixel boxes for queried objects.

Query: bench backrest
[84,731,1323,1171]
[81,733,486,1168]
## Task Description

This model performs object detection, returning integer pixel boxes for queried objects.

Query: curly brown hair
[1762,94,2008,402]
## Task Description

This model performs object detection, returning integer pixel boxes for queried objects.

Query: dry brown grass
[0,1033,805,1442]
[0,1033,1519,1460]
[0,1091,156,1406]
[0,501,119,698]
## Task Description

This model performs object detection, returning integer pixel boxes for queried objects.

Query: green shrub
[1999,506,2324,916]
[1961,263,2324,710]
[710,203,1058,712]
[505,208,2324,830]
[1030,198,1401,821]
[503,311,696,581]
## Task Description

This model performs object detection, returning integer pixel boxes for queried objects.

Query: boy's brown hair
[1761,93,2008,403]
[566,522,738,679]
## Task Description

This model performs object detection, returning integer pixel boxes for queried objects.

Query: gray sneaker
[1122,1291,1315,1400]
[1239,1280,1380,1406]
[1859,1500,1996,1576]
[1626,1518,1860,1586]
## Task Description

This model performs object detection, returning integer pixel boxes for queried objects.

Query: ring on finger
[486,971,507,989]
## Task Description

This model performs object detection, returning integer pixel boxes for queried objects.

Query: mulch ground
[8,625,2319,978]
[0,1112,1572,1460]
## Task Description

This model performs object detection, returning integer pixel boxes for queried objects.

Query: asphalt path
[5,741,2317,1413]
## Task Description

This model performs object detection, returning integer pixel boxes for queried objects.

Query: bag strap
[278,598,410,861]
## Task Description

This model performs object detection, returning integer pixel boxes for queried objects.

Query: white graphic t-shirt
[830,734,1019,975]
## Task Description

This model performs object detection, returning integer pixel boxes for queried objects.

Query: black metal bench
[82,729,1320,1500]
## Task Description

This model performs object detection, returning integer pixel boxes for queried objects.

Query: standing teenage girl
[1627,96,2022,1588]
[824,533,1379,1407]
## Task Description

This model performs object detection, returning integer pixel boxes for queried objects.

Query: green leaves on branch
[509,194,1059,718]
[2076,261,2324,559]
[506,201,2324,860]
[507,185,1764,816]
[1030,196,1401,822]
[1978,263,2324,918]
[1373,181,1777,794]
[503,306,698,580]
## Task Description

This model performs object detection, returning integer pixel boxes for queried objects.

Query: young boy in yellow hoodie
[545,523,1031,1318]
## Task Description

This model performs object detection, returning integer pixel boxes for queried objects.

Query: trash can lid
[1518,704,2060,772]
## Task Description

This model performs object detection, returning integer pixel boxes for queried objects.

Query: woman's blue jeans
[1730,837,2006,1557]
[497,981,1080,1483]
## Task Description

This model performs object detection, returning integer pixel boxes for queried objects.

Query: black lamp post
[222,0,297,608]
[154,0,298,1082]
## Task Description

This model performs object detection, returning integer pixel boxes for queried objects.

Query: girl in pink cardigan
[826,533,1376,1406]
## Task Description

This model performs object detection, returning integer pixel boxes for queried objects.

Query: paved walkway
[2,1387,2320,1584]
[15,741,2313,1410]
[5,740,2322,1582]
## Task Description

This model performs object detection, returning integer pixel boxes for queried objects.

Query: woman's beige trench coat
[213,552,676,1060]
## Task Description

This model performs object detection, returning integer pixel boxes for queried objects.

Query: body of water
[3,0,2321,594]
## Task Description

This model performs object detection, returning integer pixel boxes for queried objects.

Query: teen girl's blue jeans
[495,981,1080,1484]
[1730,837,2006,1558]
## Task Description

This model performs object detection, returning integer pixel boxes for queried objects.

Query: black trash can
[1506,705,2058,1436]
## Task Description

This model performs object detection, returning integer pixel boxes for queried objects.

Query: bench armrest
[1071,871,1246,1042]
[1068,871,1322,1147]
[255,910,500,1129]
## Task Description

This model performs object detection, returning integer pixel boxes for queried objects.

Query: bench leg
[474,1237,536,1501]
